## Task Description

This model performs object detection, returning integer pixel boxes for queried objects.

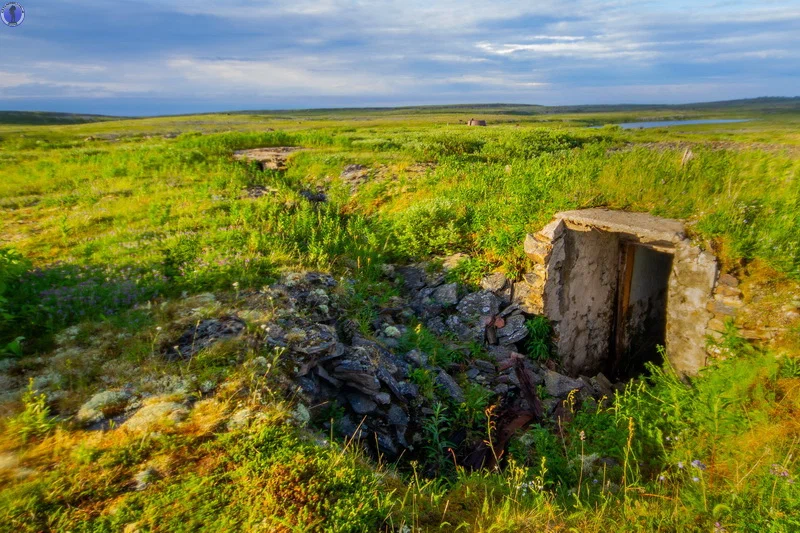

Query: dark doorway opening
[612,244,673,379]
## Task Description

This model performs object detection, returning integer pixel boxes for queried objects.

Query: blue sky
[0,0,798,115]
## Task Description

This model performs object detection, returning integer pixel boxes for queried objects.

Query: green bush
[524,316,553,361]
[0,248,30,331]
[392,198,472,257]
[5,380,56,443]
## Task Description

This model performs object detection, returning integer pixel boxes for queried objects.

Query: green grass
[0,104,799,531]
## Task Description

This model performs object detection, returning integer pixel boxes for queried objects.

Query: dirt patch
[233,146,303,171]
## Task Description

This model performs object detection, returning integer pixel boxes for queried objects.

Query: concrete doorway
[613,244,674,378]
[522,209,719,377]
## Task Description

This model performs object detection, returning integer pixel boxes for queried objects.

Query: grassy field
[1,103,799,532]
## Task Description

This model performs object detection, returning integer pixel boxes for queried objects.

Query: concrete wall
[555,227,619,375]
[664,245,717,374]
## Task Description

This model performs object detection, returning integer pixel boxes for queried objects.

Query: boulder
[347,393,378,415]
[432,283,459,306]
[496,314,528,345]
[332,358,381,394]
[481,273,508,292]
[436,370,465,403]
[544,370,585,398]
[76,390,132,425]
[123,401,189,432]
[457,291,501,320]
[387,404,409,427]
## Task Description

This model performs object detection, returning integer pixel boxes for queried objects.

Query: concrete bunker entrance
[524,209,718,378]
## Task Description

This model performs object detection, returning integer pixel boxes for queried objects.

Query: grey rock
[122,401,189,432]
[444,314,475,341]
[436,370,465,403]
[425,317,447,336]
[433,283,459,306]
[397,266,427,290]
[466,368,481,380]
[347,393,378,415]
[474,359,497,376]
[405,349,428,367]
[591,372,615,398]
[134,467,161,491]
[387,404,409,427]
[397,381,419,400]
[332,358,381,394]
[300,189,327,203]
[377,367,405,402]
[375,431,398,456]
[76,390,132,425]
[481,273,508,292]
[493,383,510,395]
[374,392,392,405]
[337,415,366,439]
[497,314,528,345]
[544,370,586,398]
[457,291,501,320]
[542,398,559,416]
[296,376,318,396]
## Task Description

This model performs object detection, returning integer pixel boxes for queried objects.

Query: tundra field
[1,102,799,532]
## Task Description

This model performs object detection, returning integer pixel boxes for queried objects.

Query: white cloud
[33,62,108,74]
[476,39,658,60]
[443,75,548,88]
[0,72,34,88]
[165,57,401,95]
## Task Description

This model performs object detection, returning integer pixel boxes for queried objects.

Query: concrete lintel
[555,209,686,245]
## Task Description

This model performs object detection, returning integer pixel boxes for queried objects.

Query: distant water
[599,119,750,130]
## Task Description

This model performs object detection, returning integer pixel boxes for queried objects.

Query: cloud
[165,57,400,96]
[476,39,657,60]
[0,72,35,89]
[1,0,798,113]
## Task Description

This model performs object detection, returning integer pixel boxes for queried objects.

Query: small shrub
[392,198,472,257]
[6,380,56,443]
[525,316,553,361]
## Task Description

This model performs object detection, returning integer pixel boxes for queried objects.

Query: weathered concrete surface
[666,245,717,374]
[555,209,686,247]
[524,209,718,377]
[553,227,619,376]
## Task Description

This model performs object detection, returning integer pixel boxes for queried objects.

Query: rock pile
[66,263,622,465]
[254,266,621,463]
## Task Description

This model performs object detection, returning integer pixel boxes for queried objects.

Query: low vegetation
[0,104,798,531]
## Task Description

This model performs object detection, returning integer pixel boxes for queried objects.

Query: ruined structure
[467,118,487,126]
[521,209,719,377]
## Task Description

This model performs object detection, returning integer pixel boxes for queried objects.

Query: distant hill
[238,97,800,117]
[2,97,798,121]
[0,111,122,125]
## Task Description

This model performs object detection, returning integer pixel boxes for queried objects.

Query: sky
[0,0,798,115]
